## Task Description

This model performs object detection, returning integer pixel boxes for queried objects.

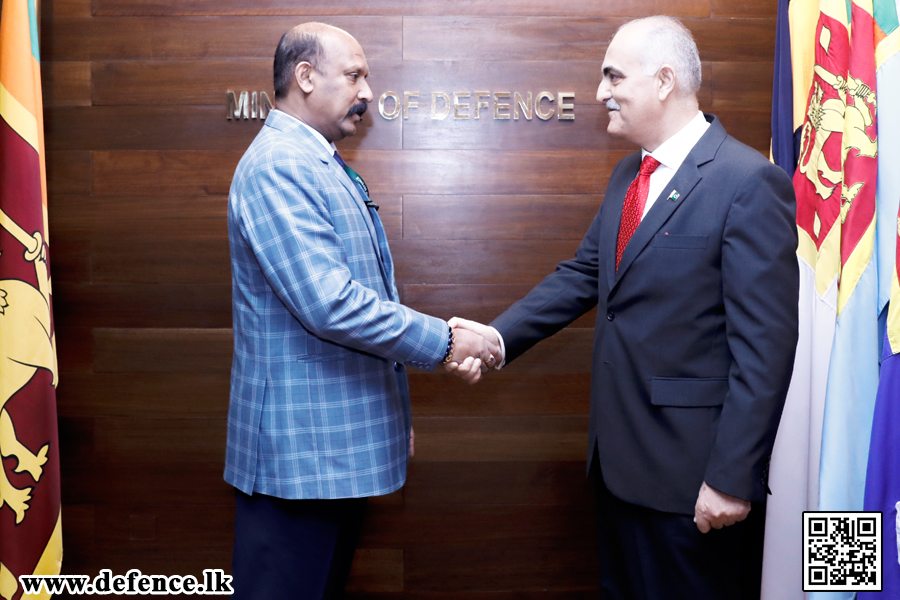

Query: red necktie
[616,155,661,271]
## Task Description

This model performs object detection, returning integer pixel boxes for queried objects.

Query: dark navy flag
[771,0,798,175]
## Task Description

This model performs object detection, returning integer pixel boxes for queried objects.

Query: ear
[657,65,677,101]
[295,62,315,94]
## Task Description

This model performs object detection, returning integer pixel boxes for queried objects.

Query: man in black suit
[451,16,798,599]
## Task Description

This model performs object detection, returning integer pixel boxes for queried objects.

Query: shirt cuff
[489,326,506,370]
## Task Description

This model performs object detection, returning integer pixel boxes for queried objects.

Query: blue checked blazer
[225,109,449,499]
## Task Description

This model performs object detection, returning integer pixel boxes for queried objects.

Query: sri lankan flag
[763,0,899,596]
[0,0,63,599]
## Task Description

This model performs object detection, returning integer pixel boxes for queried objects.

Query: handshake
[442,317,502,384]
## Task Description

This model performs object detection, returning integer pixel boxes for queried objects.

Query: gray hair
[619,16,702,96]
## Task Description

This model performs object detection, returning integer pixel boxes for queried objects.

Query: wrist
[440,326,455,364]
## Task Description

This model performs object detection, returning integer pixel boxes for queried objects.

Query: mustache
[606,98,621,111]
[348,102,368,118]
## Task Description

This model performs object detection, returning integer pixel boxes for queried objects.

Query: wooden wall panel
[45,106,403,151]
[92,0,710,17]
[40,0,777,595]
[403,17,775,62]
[41,61,91,106]
[42,17,403,61]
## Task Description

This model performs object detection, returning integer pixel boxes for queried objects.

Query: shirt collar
[273,109,336,156]
[642,111,709,171]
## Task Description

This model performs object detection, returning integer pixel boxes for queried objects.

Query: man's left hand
[693,481,750,533]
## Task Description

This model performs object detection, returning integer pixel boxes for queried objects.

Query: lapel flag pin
[667,190,680,202]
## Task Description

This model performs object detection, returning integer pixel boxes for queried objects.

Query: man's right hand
[442,321,501,384]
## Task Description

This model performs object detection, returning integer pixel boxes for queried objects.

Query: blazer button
[394,362,402,371]
[607,311,615,321]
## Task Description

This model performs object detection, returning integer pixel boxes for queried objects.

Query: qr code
[803,511,882,591]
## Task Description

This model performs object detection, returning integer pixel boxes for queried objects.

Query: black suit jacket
[492,115,799,515]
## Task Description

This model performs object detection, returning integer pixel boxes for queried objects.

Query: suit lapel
[605,154,641,291]
[329,157,395,296]
[612,162,702,283]
[329,158,384,261]
[283,117,393,297]
[610,115,727,291]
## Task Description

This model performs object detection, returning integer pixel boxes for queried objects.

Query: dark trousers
[593,454,766,600]
[231,489,368,600]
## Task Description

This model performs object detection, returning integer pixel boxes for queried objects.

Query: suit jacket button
[394,362,402,371]
[607,311,615,321]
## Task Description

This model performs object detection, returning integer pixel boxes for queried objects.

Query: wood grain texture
[92,417,227,463]
[401,283,598,328]
[712,0,776,18]
[360,503,596,548]
[710,61,774,110]
[92,328,233,373]
[42,61,91,107]
[404,546,599,592]
[56,372,230,417]
[46,150,91,194]
[409,372,592,416]
[44,106,401,152]
[403,461,592,506]
[411,415,589,462]
[89,149,627,196]
[42,1,777,595]
[403,17,774,63]
[42,17,403,61]
[92,0,709,17]
[40,0,90,17]
[349,149,629,196]
[393,240,584,285]
[403,195,601,240]
[92,151,239,196]
[346,549,404,593]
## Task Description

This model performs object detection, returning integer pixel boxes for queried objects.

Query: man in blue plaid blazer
[226,23,497,599]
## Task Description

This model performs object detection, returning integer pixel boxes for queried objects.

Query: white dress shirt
[491,111,710,369]
[641,111,709,219]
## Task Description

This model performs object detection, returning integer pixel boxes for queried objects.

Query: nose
[359,77,374,104]
[596,79,611,103]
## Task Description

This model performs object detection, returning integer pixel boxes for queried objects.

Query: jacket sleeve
[703,158,800,502]
[233,147,448,370]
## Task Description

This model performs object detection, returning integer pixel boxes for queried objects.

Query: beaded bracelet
[440,326,455,365]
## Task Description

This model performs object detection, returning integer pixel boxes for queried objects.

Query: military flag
[859,1,900,596]
[763,0,900,596]
[762,0,840,595]
[0,0,63,599]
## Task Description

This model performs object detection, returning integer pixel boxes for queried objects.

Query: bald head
[616,16,701,98]
[273,22,355,100]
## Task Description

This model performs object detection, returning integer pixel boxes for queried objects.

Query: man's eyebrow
[603,66,625,77]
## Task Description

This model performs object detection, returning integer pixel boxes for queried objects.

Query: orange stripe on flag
[0,0,39,118]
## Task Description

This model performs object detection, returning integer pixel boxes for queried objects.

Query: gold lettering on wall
[432,92,451,120]
[377,90,575,121]
[558,92,575,120]
[453,92,471,120]
[403,91,420,119]
[535,92,555,120]
[379,91,401,120]
[493,92,511,120]
[226,91,273,120]
[224,89,576,122]
[514,92,533,121]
